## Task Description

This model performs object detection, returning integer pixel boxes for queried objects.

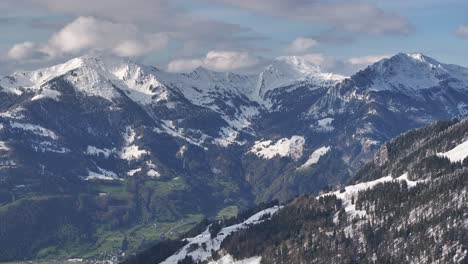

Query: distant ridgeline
[129,118,468,264]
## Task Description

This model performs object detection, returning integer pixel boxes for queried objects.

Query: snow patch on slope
[0,107,26,120]
[314,117,334,132]
[249,136,305,160]
[161,206,281,264]
[10,122,58,140]
[209,255,261,264]
[86,146,115,158]
[32,141,69,153]
[437,139,468,163]
[120,127,148,160]
[320,173,425,223]
[31,88,61,101]
[299,146,330,169]
[0,141,9,151]
[127,168,142,176]
[85,167,119,181]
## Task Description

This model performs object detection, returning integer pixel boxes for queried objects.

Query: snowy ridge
[10,121,58,140]
[437,139,468,163]
[299,146,330,169]
[257,56,345,98]
[320,173,425,223]
[366,53,468,92]
[0,55,169,104]
[161,206,281,264]
[0,57,85,94]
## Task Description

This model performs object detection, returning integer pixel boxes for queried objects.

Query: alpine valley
[1,53,468,262]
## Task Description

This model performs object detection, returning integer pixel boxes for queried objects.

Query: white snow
[147,169,160,178]
[208,255,262,264]
[85,167,119,181]
[437,139,468,163]
[85,146,115,158]
[120,145,148,160]
[161,206,281,264]
[31,88,61,101]
[0,141,9,151]
[156,120,208,148]
[32,141,69,153]
[127,168,142,176]
[119,127,148,160]
[299,146,330,169]
[0,55,170,105]
[320,173,425,223]
[176,145,188,158]
[367,53,468,93]
[213,127,241,147]
[0,107,26,119]
[0,57,84,95]
[10,122,58,140]
[314,118,334,132]
[256,56,346,98]
[249,136,305,161]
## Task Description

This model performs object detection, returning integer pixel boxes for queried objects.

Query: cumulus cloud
[3,0,260,58]
[7,42,47,60]
[207,0,412,35]
[348,54,392,66]
[286,37,318,53]
[6,16,169,61]
[455,25,468,39]
[168,51,260,72]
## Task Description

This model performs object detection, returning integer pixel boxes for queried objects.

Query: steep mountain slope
[246,52,468,202]
[1,53,468,261]
[149,118,468,264]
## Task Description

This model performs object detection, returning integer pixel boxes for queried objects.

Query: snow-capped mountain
[363,53,468,93]
[1,52,468,261]
[256,56,346,99]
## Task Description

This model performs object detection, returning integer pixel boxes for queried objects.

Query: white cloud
[455,25,468,39]
[207,0,412,35]
[348,54,392,66]
[7,42,47,60]
[2,0,260,58]
[6,16,169,61]
[167,58,204,73]
[296,53,326,66]
[286,37,318,53]
[168,50,260,72]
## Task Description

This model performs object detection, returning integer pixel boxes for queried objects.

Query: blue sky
[0,0,467,75]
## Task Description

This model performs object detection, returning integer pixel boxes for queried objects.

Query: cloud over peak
[167,50,261,73]
[207,0,412,35]
[6,16,169,61]
[286,37,318,53]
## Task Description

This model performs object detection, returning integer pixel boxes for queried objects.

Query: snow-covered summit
[364,53,468,92]
[256,56,346,98]
[0,55,169,104]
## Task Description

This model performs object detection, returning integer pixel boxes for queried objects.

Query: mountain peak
[256,56,346,98]
[389,52,441,66]
[360,52,468,92]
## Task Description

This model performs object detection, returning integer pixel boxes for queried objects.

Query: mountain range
[1,52,468,261]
